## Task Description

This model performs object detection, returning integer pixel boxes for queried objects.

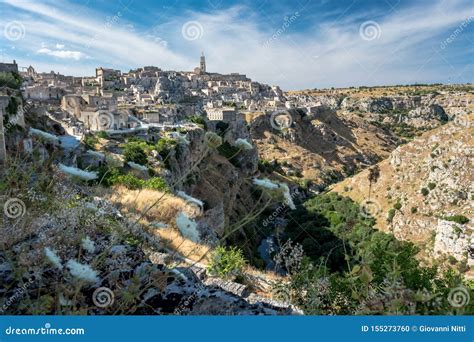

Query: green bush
[411,206,418,214]
[96,131,109,139]
[83,134,100,150]
[217,142,241,165]
[123,142,148,165]
[393,201,402,210]
[208,246,246,279]
[98,167,168,191]
[188,115,207,129]
[143,177,168,191]
[0,72,21,89]
[443,215,469,225]
[5,96,19,116]
[387,208,396,222]
[109,173,144,189]
[427,182,436,190]
[421,188,429,196]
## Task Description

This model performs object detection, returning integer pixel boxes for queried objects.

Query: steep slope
[330,114,473,275]
[250,108,399,189]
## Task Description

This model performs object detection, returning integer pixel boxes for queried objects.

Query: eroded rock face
[331,115,474,274]
[434,220,470,261]
[403,105,448,128]
[165,121,260,239]
[250,108,397,187]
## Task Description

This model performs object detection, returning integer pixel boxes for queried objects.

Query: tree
[367,165,380,199]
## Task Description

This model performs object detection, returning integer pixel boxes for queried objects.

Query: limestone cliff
[331,114,473,276]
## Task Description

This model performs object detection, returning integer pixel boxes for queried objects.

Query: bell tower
[200,52,206,73]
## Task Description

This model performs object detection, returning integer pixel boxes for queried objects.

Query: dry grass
[101,185,213,264]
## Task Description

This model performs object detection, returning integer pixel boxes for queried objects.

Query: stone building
[96,67,122,90]
[0,60,18,74]
[206,108,236,122]
[23,84,65,101]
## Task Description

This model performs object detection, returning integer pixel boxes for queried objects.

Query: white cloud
[37,48,86,60]
[2,0,472,88]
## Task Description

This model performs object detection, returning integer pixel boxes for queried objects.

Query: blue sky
[0,0,472,89]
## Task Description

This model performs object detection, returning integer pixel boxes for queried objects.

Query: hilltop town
[0,56,473,315]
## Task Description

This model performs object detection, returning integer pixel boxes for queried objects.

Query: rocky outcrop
[249,108,398,188]
[331,114,474,276]
[165,120,260,238]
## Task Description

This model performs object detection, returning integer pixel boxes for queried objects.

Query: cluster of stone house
[0,54,302,135]
[60,93,137,131]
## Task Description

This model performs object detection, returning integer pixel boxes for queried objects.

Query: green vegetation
[0,71,22,89]
[155,137,176,161]
[5,96,19,116]
[411,206,418,214]
[83,134,100,150]
[187,115,207,129]
[421,188,429,196]
[443,215,470,225]
[387,208,396,222]
[96,131,109,139]
[123,141,148,165]
[258,159,281,173]
[393,200,402,210]
[217,142,241,165]
[280,193,469,314]
[97,167,168,191]
[208,246,246,279]
[428,182,437,190]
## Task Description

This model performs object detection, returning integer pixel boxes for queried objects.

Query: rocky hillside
[250,108,399,190]
[249,86,472,192]
[331,114,473,276]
